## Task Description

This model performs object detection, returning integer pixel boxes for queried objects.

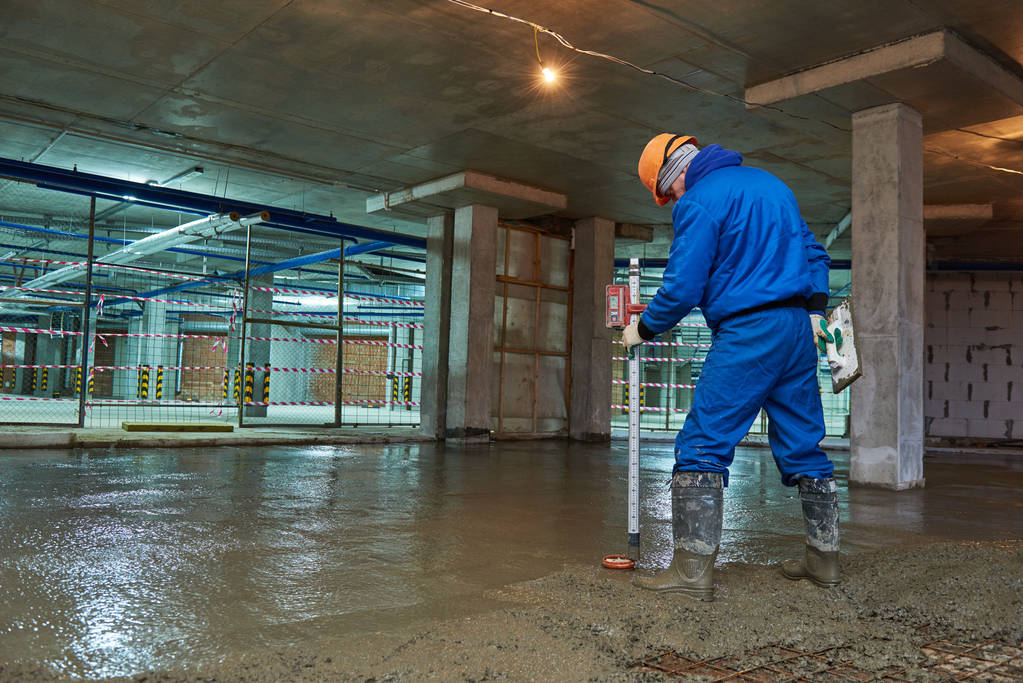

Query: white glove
[622,320,645,355]
[810,314,828,350]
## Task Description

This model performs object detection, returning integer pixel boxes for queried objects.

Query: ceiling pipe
[0,217,274,265]
[823,212,852,250]
[0,156,427,249]
[0,212,267,314]
[137,242,405,302]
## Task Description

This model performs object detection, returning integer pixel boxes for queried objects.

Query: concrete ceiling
[0,0,1022,265]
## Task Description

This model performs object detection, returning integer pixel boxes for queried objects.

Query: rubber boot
[781,477,841,587]
[633,471,723,601]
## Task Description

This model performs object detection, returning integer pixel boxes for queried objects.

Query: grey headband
[656,143,699,197]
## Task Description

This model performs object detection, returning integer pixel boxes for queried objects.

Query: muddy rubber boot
[781,477,840,587]
[633,471,723,601]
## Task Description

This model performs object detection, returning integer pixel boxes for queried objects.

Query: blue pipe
[346,289,421,302]
[345,241,392,257]
[0,156,427,249]
[1,218,125,245]
[248,248,340,278]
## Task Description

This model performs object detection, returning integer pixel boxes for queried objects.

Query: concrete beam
[745,30,1023,111]
[923,204,993,221]
[614,223,655,244]
[366,170,567,221]
[924,204,993,237]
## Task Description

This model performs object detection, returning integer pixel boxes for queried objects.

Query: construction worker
[624,134,839,601]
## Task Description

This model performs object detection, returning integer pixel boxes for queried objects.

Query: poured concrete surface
[0,442,1019,680]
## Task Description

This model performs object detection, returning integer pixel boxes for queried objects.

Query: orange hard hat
[637,133,698,206]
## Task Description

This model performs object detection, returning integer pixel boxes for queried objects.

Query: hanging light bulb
[535,26,556,85]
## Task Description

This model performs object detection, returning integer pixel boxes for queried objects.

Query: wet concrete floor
[0,441,1019,679]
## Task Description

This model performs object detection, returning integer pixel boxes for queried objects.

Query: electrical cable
[926,146,1023,176]
[953,127,1023,146]
[443,0,850,132]
[445,0,1023,178]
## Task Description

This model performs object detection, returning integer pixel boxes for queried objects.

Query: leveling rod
[605,257,647,563]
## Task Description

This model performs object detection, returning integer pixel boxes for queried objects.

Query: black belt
[716,295,808,328]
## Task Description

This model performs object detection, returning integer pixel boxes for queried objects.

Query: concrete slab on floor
[0,425,433,450]
[121,421,235,432]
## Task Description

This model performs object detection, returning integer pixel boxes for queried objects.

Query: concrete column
[421,212,454,439]
[850,103,925,489]
[446,204,497,440]
[569,217,615,441]
[139,302,172,400]
[12,333,26,393]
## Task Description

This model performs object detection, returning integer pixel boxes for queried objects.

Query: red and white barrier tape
[343,316,424,330]
[237,399,422,407]
[611,356,699,363]
[613,339,712,349]
[339,368,422,377]
[343,293,425,307]
[1,284,237,311]
[1,325,83,337]
[0,257,227,283]
[0,364,85,370]
[611,380,697,389]
[610,405,692,413]
[0,395,79,403]
[0,327,423,351]
[0,364,423,377]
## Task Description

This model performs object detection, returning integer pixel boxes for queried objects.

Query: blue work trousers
[674,307,833,486]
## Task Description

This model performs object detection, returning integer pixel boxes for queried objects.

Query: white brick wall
[925,273,1022,441]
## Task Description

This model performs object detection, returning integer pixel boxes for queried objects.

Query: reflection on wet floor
[0,441,1018,678]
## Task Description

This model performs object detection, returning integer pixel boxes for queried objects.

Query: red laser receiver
[605,284,646,328]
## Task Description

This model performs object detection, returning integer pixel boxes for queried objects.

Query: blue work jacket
[639,145,830,334]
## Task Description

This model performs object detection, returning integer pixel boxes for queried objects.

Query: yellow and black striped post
[88,368,94,396]
[222,369,230,400]
[0,365,5,389]
[41,367,47,392]
[402,377,412,411]
[233,367,241,403]
[31,368,37,392]
[138,365,150,400]
[243,362,254,405]
[155,366,164,400]
[75,367,82,395]
[391,375,400,404]
[623,384,645,411]
[262,372,270,403]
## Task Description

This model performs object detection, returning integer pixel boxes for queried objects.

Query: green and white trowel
[816,297,862,393]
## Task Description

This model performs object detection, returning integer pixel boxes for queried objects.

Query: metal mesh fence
[0,180,425,429]
[610,265,850,438]
[0,181,96,424]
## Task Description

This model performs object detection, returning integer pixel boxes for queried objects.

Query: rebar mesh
[635,638,1023,681]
